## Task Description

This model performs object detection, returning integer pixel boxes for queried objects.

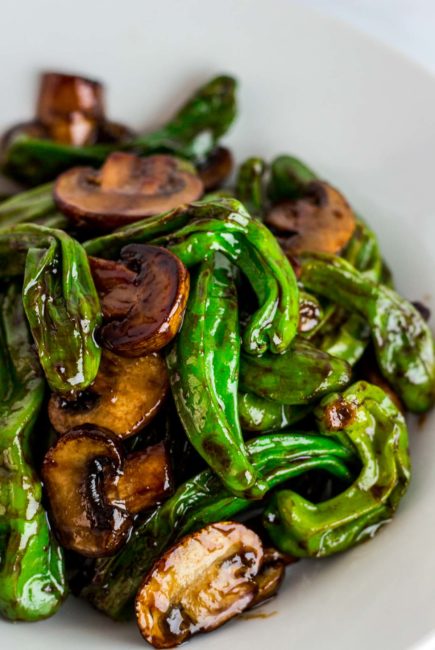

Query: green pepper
[238,391,309,432]
[167,253,263,497]
[0,182,57,227]
[267,154,317,202]
[84,198,299,354]
[154,198,299,354]
[239,337,352,404]
[0,284,66,620]
[300,253,435,412]
[264,381,410,557]
[2,75,237,185]
[235,157,267,217]
[0,223,101,393]
[83,431,355,619]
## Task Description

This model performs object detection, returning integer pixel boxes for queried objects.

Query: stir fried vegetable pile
[0,71,433,647]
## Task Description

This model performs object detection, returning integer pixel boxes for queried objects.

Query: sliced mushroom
[197,147,233,190]
[250,548,288,608]
[89,245,189,357]
[265,181,356,255]
[54,152,204,229]
[48,350,168,438]
[135,522,264,648]
[106,442,173,514]
[42,426,132,557]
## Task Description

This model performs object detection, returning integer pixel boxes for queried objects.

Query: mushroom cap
[90,245,190,357]
[54,152,204,229]
[135,522,264,648]
[36,72,105,124]
[48,350,168,438]
[42,426,132,557]
[266,181,356,255]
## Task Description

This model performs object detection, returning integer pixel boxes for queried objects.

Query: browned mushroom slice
[265,181,356,255]
[89,245,189,357]
[36,72,104,146]
[42,427,132,557]
[106,442,173,514]
[197,147,233,190]
[250,548,289,608]
[135,522,264,648]
[54,152,204,229]
[48,350,168,438]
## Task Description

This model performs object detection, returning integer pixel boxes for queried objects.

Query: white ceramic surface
[1,1,435,649]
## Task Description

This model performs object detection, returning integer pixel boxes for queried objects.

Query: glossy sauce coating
[90,245,189,357]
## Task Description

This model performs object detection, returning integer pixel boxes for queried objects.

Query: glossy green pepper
[239,337,352,404]
[0,284,67,620]
[2,75,237,185]
[0,223,102,393]
[238,391,309,432]
[0,182,66,229]
[300,253,435,412]
[167,253,262,497]
[235,157,267,217]
[267,154,317,202]
[264,381,410,557]
[83,432,355,619]
[85,198,299,355]
[153,198,299,354]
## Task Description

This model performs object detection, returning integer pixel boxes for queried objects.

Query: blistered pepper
[0,284,67,620]
[264,381,411,557]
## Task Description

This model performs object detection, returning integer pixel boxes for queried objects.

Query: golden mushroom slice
[106,442,173,515]
[265,181,356,255]
[135,522,264,648]
[89,245,189,357]
[42,426,132,557]
[48,350,168,439]
[54,152,204,229]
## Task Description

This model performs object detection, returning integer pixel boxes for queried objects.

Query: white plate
[1,1,435,649]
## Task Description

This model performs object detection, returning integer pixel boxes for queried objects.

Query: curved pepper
[239,337,352,405]
[0,182,67,229]
[85,197,298,357]
[154,198,299,354]
[238,391,309,432]
[2,75,237,185]
[235,157,267,218]
[300,253,435,412]
[0,223,101,393]
[264,381,410,557]
[267,154,317,202]
[83,432,355,619]
[0,285,67,620]
[167,253,262,497]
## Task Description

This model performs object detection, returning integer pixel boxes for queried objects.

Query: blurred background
[297,0,435,73]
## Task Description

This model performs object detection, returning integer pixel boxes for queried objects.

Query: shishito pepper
[239,337,352,405]
[0,284,67,620]
[85,198,300,356]
[0,223,101,394]
[300,253,435,412]
[167,253,262,497]
[0,182,67,229]
[235,157,267,218]
[2,75,237,185]
[264,381,411,557]
[238,391,309,432]
[83,432,355,619]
